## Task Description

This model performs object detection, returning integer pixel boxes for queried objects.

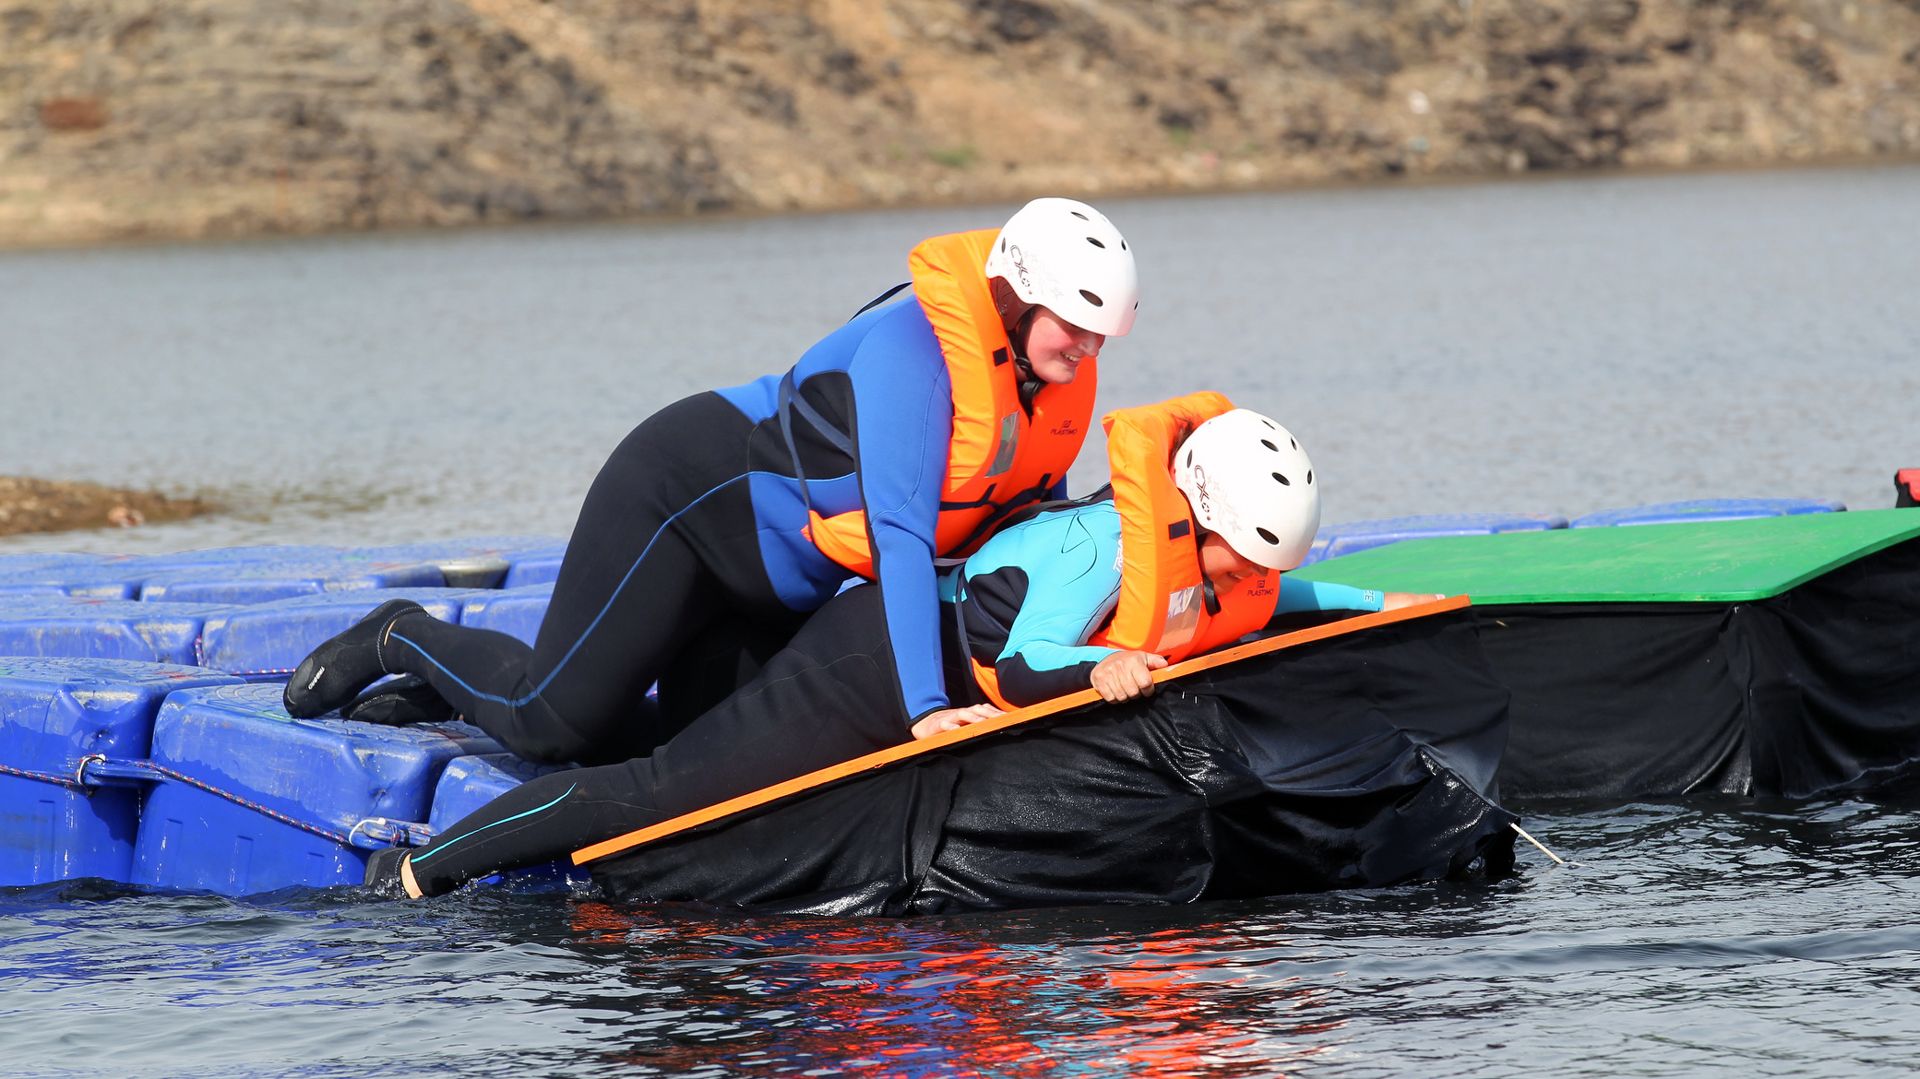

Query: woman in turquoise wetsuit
[368,402,1438,898]
[285,197,1139,763]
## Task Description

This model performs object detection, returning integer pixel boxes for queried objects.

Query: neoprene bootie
[283,598,425,719]
[341,674,456,726]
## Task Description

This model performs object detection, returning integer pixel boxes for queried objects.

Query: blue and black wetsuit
[383,295,974,767]
[397,495,1386,897]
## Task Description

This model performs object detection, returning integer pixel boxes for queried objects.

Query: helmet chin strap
[1010,305,1044,413]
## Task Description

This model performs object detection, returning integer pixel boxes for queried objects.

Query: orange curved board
[572,594,1471,866]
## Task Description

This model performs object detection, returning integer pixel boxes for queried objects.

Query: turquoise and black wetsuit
[946,496,1386,705]
[383,295,983,766]
[397,495,1385,897]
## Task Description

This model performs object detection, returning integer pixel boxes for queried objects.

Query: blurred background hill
[4,0,1918,247]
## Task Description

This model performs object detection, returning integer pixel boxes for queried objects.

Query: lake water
[2,165,1919,1074]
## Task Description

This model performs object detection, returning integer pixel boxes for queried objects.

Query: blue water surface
[2,165,1918,1075]
[5,798,1919,1075]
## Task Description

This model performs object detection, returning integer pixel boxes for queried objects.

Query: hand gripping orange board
[573,594,1471,866]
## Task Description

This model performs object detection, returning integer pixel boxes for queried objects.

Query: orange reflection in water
[568,903,1349,1075]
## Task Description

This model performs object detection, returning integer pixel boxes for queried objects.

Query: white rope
[1511,821,1574,866]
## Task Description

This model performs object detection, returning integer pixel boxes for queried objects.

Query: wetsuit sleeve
[845,319,954,724]
[989,512,1123,707]
[1276,576,1385,613]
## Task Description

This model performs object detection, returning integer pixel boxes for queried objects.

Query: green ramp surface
[1291,508,1920,604]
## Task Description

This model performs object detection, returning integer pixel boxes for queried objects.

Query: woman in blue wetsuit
[284,197,1139,762]
[366,399,1439,898]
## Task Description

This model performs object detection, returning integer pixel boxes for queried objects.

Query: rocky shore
[0,477,211,539]
[4,0,1918,248]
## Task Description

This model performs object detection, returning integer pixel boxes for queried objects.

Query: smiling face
[1019,305,1105,384]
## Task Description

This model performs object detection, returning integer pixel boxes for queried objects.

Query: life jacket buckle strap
[775,371,822,522]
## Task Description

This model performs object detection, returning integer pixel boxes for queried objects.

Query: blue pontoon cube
[459,586,552,647]
[0,547,348,600]
[132,683,497,895]
[0,565,146,600]
[110,545,346,571]
[0,597,232,664]
[0,657,240,886]
[0,553,104,575]
[350,536,566,590]
[196,589,478,679]
[501,543,568,589]
[425,754,576,884]
[427,753,573,834]
[138,558,447,604]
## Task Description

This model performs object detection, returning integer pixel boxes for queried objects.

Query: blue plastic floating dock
[0,597,233,665]
[1570,498,1847,528]
[459,586,552,647]
[0,553,104,575]
[1303,512,1569,565]
[106,545,346,569]
[196,589,479,678]
[351,536,567,589]
[131,683,498,894]
[0,547,443,603]
[426,754,575,885]
[427,753,567,835]
[0,565,146,600]
[138,558,448,603]
[0,657,241,886]
[501,543,568,589]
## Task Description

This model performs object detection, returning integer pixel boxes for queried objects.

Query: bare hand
[1090,650,1168,703]
[911,703,1005,741]
[1381,592,1448,611]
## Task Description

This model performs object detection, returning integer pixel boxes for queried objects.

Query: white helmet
[983,197,1139,337]
[1174,409,1321,571]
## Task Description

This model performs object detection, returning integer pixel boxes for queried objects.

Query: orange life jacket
[806,228,1099,575]
[967,392,1285,709]
[1090,391,1283,662]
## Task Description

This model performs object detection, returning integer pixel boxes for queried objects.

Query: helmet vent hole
[1079,289,1105,308]
[1307,470,1314,484]
[1120,239,1128,251]
[1086,236,1106,249]
[1262,418,1277,429]
[1070,210,1089,220]
[1272,472,1290,486]
[1260,439,1278,452]
[1000,239,1007,253]
[1290,437,1298,450]
[1256,528,1280,546]
[1184,448,1194,468]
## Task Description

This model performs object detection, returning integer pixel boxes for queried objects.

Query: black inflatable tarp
[1292,513,1920,801]
[1485,537,1920,799]
[592,612,1518,916]
[596,514,1920,913]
